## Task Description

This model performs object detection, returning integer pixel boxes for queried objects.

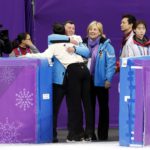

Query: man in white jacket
[120,14,136,57]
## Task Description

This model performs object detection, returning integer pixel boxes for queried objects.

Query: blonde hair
[87,21,103,36]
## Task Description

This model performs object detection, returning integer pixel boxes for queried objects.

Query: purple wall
[0,0,25,40]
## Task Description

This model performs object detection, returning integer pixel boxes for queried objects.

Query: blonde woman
[83,21,116,141]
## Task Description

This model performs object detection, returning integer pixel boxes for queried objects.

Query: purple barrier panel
[144,67,150,145]
[134,68,144,143]
[0,59,37,143]
[133,59,150,146]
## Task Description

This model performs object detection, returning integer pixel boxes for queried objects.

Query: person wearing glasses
[9,32,39,57]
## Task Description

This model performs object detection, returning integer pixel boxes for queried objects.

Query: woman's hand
[105,80,111,89]
[66,47,75,54]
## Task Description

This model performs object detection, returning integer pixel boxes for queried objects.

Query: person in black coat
[0,26,12,56]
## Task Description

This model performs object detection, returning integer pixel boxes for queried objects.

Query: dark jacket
[0,39,12,57]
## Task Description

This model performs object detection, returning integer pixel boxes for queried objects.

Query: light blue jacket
[94,39,116,86]
[48,34,90,85]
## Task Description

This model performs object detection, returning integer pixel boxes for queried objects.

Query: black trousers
[91,79,109,140]
[66,63,93,138]
[53,83,66,139]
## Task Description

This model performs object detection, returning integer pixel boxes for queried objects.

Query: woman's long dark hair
[12,32,28,49]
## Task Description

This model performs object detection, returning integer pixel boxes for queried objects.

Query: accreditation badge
[99,51,103,57]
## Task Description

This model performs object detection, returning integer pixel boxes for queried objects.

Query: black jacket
[83,36,107,45]
[0,39,12,57]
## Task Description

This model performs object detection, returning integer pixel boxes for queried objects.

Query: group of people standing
[1,14,150,143]
[47,20,116,142]
[18,20,116,142]
[49,16,150,142]
[120,14,150,57]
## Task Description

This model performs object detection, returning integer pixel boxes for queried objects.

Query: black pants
[66,63,93,138]
[53,83,66,139]
[91,79,109,140]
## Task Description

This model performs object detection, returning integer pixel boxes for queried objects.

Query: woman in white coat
[121,20,150,57]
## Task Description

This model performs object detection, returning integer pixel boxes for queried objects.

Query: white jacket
[121,31,134,57]
[121,32,150,57]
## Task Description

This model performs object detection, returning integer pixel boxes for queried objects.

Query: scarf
[133,35,150,47]
[88,37,100,75]
[121,31,132,48]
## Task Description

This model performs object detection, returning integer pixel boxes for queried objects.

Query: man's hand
[70,38,78,45]
[105,80,111,89]
[25,39,34,47]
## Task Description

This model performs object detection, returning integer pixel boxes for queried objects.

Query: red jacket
[12,47,32,57]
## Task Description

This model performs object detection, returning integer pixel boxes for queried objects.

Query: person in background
[9,32,39,57]
[121,20,150,57]
[83,21,116,141]
[115,14,136,71]
[0,24,12,56]
[48,21,92,142]
[120,14,136,57]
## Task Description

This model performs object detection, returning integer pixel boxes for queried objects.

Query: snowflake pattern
[0,67,15,85]
[0,118,23,143]
[15,88,34,111]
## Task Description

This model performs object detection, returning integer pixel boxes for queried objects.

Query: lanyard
[17,47,30,56]
[17,47,22,56]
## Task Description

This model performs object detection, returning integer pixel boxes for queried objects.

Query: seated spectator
[9,32,39,57]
